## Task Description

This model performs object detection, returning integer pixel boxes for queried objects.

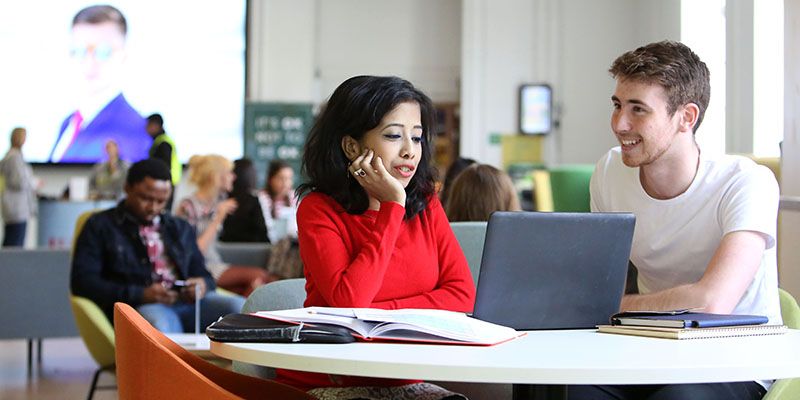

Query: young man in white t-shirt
[573,41,780,400]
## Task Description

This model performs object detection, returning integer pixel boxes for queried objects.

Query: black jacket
[70,202,215,321]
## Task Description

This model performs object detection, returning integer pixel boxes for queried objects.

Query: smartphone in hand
[170,280,188,291]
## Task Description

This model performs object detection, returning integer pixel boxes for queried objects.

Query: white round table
[211,329,800,399]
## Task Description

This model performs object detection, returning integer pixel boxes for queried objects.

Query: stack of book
[597,309,787,340]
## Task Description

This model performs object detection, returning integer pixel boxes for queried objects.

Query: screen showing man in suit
[0,1,245,165]
[48,5,151,163]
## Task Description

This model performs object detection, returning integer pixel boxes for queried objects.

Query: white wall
[559,0,680,164]
[248,0,317,102]
[316,0,462,103]
[461,0,680,167]
[248,0,462,104]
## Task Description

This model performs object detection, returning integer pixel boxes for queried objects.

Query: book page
[255,307,521,345]
[352,308,518,344]
[255,308,376,337]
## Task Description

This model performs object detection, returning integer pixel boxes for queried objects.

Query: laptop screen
[472,211,635,330]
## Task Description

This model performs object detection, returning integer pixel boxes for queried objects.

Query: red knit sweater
[276,192,476,391]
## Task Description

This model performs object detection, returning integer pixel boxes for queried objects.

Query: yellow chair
[114,302,314,400]
[740,154,781,186]
[763,288,800,400]
[69,210,117,399]
[69,210,116,399]
[72,210,96,254]
[70,295,117,399]
[531,169,554,212]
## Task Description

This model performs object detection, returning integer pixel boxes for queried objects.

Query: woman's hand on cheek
[350,149,406,207]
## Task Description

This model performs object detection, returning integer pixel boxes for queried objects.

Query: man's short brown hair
[609,40,710,133]
[73,5,127,35]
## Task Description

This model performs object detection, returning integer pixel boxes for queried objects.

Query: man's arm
[181,223,216,295]
[620,230,767,313]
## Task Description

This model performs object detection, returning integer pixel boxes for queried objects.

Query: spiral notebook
[597,324,788,340]
[610,310,769,328]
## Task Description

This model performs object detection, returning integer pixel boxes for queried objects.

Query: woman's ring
[354,168,366,177]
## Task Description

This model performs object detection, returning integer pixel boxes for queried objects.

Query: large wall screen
[0,1,246,164]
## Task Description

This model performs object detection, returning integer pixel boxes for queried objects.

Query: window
[681,0,784,157]
[753,0,784,157]
[681,0,726,156]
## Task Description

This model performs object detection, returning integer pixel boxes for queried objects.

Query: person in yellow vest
[146,113,181,209]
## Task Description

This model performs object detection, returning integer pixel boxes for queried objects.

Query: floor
[0,337,117,400]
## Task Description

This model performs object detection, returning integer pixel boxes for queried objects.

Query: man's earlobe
[682,103,700,132]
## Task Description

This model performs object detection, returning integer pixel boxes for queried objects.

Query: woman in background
[175,154,272,296]
[220,158,269,243]
[1,127,38,247]
[285,75,474,399]
[438,156,476,209]
[258,159,298,242]
[89,139,129,200]
[171,155,200,214]
[445,163,521,222]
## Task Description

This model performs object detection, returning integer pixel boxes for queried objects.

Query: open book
[253,307,523,346]
[597,324,788,340]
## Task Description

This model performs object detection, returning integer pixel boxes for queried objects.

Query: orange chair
[113,302,313,400]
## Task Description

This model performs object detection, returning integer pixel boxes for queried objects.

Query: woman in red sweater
[280,76,476,399]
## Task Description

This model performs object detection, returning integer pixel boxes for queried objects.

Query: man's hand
[180,277,207,303]
[142,282,178,305]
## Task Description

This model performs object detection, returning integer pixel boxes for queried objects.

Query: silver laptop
[472,211,635,330]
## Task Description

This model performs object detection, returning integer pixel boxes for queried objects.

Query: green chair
[763,288,800,399]
[233,278,308,379]
[450,222,487,287]
[548,164,595,212]
[778,288,800,329]
[70,295,116,400]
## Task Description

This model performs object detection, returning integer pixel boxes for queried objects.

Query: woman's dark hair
[266,159,292,201]
[297,75,437,219]
[231,158,257,198]
[439,157,477,208]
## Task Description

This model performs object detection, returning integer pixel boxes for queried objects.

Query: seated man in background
[576,40,780,400]
[71,158,244,333]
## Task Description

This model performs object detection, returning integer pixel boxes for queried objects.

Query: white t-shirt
[590,147,782,325]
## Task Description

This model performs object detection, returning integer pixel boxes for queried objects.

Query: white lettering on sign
[277,145,300,159]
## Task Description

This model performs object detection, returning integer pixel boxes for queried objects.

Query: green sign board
[244,102,313,187]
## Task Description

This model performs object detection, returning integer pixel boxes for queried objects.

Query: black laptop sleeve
[206,313,355,343]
